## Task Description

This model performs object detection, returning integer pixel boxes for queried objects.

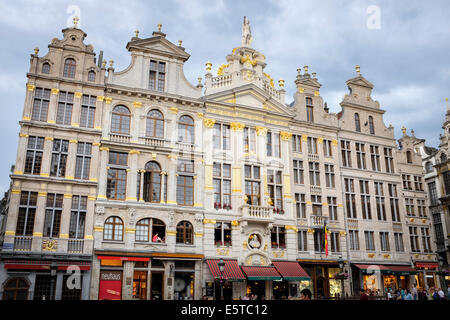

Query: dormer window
[406,150,413,163]
[354,113,361,132]
[88,70,95,82]
[42,62,50,74]
[306,97,314,122]
[63,58,76,78]
[368,116,375,135]
[149,60,166,92]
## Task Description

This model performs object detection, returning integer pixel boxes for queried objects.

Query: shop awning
[97,256,150,262]
[241,266,282,281]
[272,261,310,280]
[415,262,439,269]
[354,264,389,273]
[383,266,418,275]
[3,260,91,270]
[206,259,246,281]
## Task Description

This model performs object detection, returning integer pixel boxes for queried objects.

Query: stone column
[139,170,145,202]
[47,87,59,124]
[194,260,202,300]
[71,91,82,127]
[65,139,78,180]
[55,272,63,300]
[194,159,204,208]
[126,150,140,201]
[122,261,134,300]
[166,155,178,205]
[163,260,175,300]
[97,147,109,200]
[3,181,22,248]
[22,84,36,120]
[89,142,100,183]
[99,96,109,139]
[58,185,73,253]
[31,184,48,251]
[131,101,142,143]
[84,193,96,255]
[40,137,53,177]
[13,133,29,175]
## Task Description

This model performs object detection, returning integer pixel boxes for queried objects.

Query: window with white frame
[341,140,352,167]
[345,178,357,218]
[323,139,332,157]
[384,147,394,173]
[295,193,306,218]
[364,231,375,251]
[311,195,322,215]
[214,222,232,246]
[388,184,400,222]
[356,143,366,169]
[293,160,304,184]
[409,226,419,252]
[421,227,431,253]
[394,233,404,252]
[417,199,426,217]
[375,182,386,221]
[292,134,302,153]
[213,162,231,209]
[405,198,415,216]
[370,145,381,171]
[349,230,360,250]
[243,127,256,153]
[56,91,74,125]
[268,169,283,212]
[309,162,320,186]
[359,180,371,220]
[50,139,69,177]
[297,230,308,251]
[307,137,318,154]
[271,226,286,248]
[379,232,390,252]
[213,123,230,150]
[324,164,335,188]
[328,196,337,220]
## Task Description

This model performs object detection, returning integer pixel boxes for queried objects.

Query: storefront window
[133,271,147,300]
[363,274,379,291]
[383,275,398,290]
[298,280,313,295]
[328,267,342,298]
[425,272,436,288]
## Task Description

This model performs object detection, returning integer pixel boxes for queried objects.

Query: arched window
[63,58,76,78]
[2,278,29,300]
[440,153,447,162]
[111,105,131,135]
[425,161,433,173]
[88,70,95,82]
[42,62,50,74]
[368,116,375,135]
[178,115,194,144]
[176,220,193,244]
[146,109,164,138]
[354,113,361,132]
[103,216,123,241]
[135,218,166,242]
[143,161,161,203]
[406,150,413,163]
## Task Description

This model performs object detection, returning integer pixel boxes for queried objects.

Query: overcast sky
[0,0,449,194]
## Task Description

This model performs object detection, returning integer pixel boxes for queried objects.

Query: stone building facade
[0,18,439,300]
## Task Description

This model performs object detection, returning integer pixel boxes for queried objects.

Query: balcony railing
[347,218,358,229]
[262,82,281,101]
[211,74,233,88]
[308,153,320,162]
[67,239,84,254]
[310,215,327,228]
[176,142,195,152]
[241,205,274,222]
[310,185,322,195]
[109,133,131,143]
[13,236,32,252]
[139,137,169,148]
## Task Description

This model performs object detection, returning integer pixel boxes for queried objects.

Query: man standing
[300,288,312,300]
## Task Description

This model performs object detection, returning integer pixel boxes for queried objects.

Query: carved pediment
[126,36,190,61]
[346,75,374,89]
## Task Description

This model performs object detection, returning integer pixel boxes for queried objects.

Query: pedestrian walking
[404,290,413,300]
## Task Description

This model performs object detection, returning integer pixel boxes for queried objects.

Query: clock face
[174,278,186,292]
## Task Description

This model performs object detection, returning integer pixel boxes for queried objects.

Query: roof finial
[303,65,309,74]
[241,16,253,47]
[356,65,361,75]
[205,61,212,73]
[178,40,183,47]
[134,29,139,37]
[34,47,39,55]
[73,16,79,28]
[446,98,449,111]
[401,126,406,135]
[157,23,162,32]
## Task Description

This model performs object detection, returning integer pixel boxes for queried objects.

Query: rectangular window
[364,231,375,251]
[409,226,420,253]
[297,230,308,252]
[328,196,337,220]
[244,165,260,205]
[56,91,74,125]
[31,87,50,122]
[349,230,360,250]
[405,198,415,216]
[359,180,371,220]
[324,164,335,188]
[307,137,318,154]
[306,106,314,122]
[293,159,304,184]
[379,232,390,252]
[16,191,38,236]
[177,159,194,173]
[75,142,92,180]
[375,182,386,221]
[323,139,332,157]
[107,151,128,200]
[421,227,431,253]
[417,199,426,217]
[414,176,424,191]
[213,123,230,150]
[268,170,283,211]
[444,172,450,195]
[292,134,302,153]
[50,139,69,177]
[295,193,306,218]
[341,140,352,167]
[384,147,394,173]
[345,178,357,218]
[309,162,320,186]
[149,60,165,92]
[24,136,44,175]
[271,226,286,248]
[177,159,195,206]
[330,232,340,253]
[314,229,324,252]
[243,127,256,153]
[214,222,232,246]
[388,184,400,222]
[356,143,366,169]
[394,233,404,252]
[80,95,96,128]
[43,193,63,238]
[213,163,231,208]
[402,174,412,190]
[428,182,438,206]
[69,196,86,239]
[370,145,381,171]
[267,131,280,157]
[311,195,322,215]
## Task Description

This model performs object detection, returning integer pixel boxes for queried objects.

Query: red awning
[272,261,310,280]
[97,256,150,262]
[415,262,438,269]
[386,266,418,274]
[241,266,282,281]
[354,264,389,271]
[206,259,246,281]
[3,260,91,270]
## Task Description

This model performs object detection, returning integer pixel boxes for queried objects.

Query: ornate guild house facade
[0,17,441,300]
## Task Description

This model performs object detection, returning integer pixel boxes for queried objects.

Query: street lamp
[337,256,346,300]
[437,255,446,290]
[218,259,225,300]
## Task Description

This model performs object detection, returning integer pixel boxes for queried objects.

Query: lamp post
[218,258,225,300]
[437,255,446,290]
[338,256,345,300]
[50,261,57,300]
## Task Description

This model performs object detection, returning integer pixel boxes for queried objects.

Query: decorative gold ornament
[73,16,79,28]
[255,126,268,136]
[157,23,162,32]
[217,64,229,76]
[205,61,212,73]
[203,118,216,128]
[356,65,360,74]
[280,131,292,141]
[42,239,58,251]
[278,79,285,88]
[230,122,245,131]
[34,47,39,55]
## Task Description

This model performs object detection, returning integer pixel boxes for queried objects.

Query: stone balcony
[109,133,131,143]
[139,137,170,148]
[310,215,327,228]
[12,236,89,255]
[241,205,274,222]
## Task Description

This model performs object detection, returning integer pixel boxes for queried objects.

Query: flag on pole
[324,224,328,257]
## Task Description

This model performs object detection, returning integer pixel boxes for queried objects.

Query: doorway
[214,280,232,300]
[150,272,163,300]
[133,271,147,300]
[246,280,265,300]
[272,281,289,299]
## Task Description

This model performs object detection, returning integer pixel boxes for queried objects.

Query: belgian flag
[324,223,328,257]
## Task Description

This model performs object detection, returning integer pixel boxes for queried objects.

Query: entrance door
[33,275,56,300]
[214,280,232,300]
[150,272,163,300]
[272,281,289,299]
[133,271,147,300]
[316,276,327,299]
[246,280,265,300]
